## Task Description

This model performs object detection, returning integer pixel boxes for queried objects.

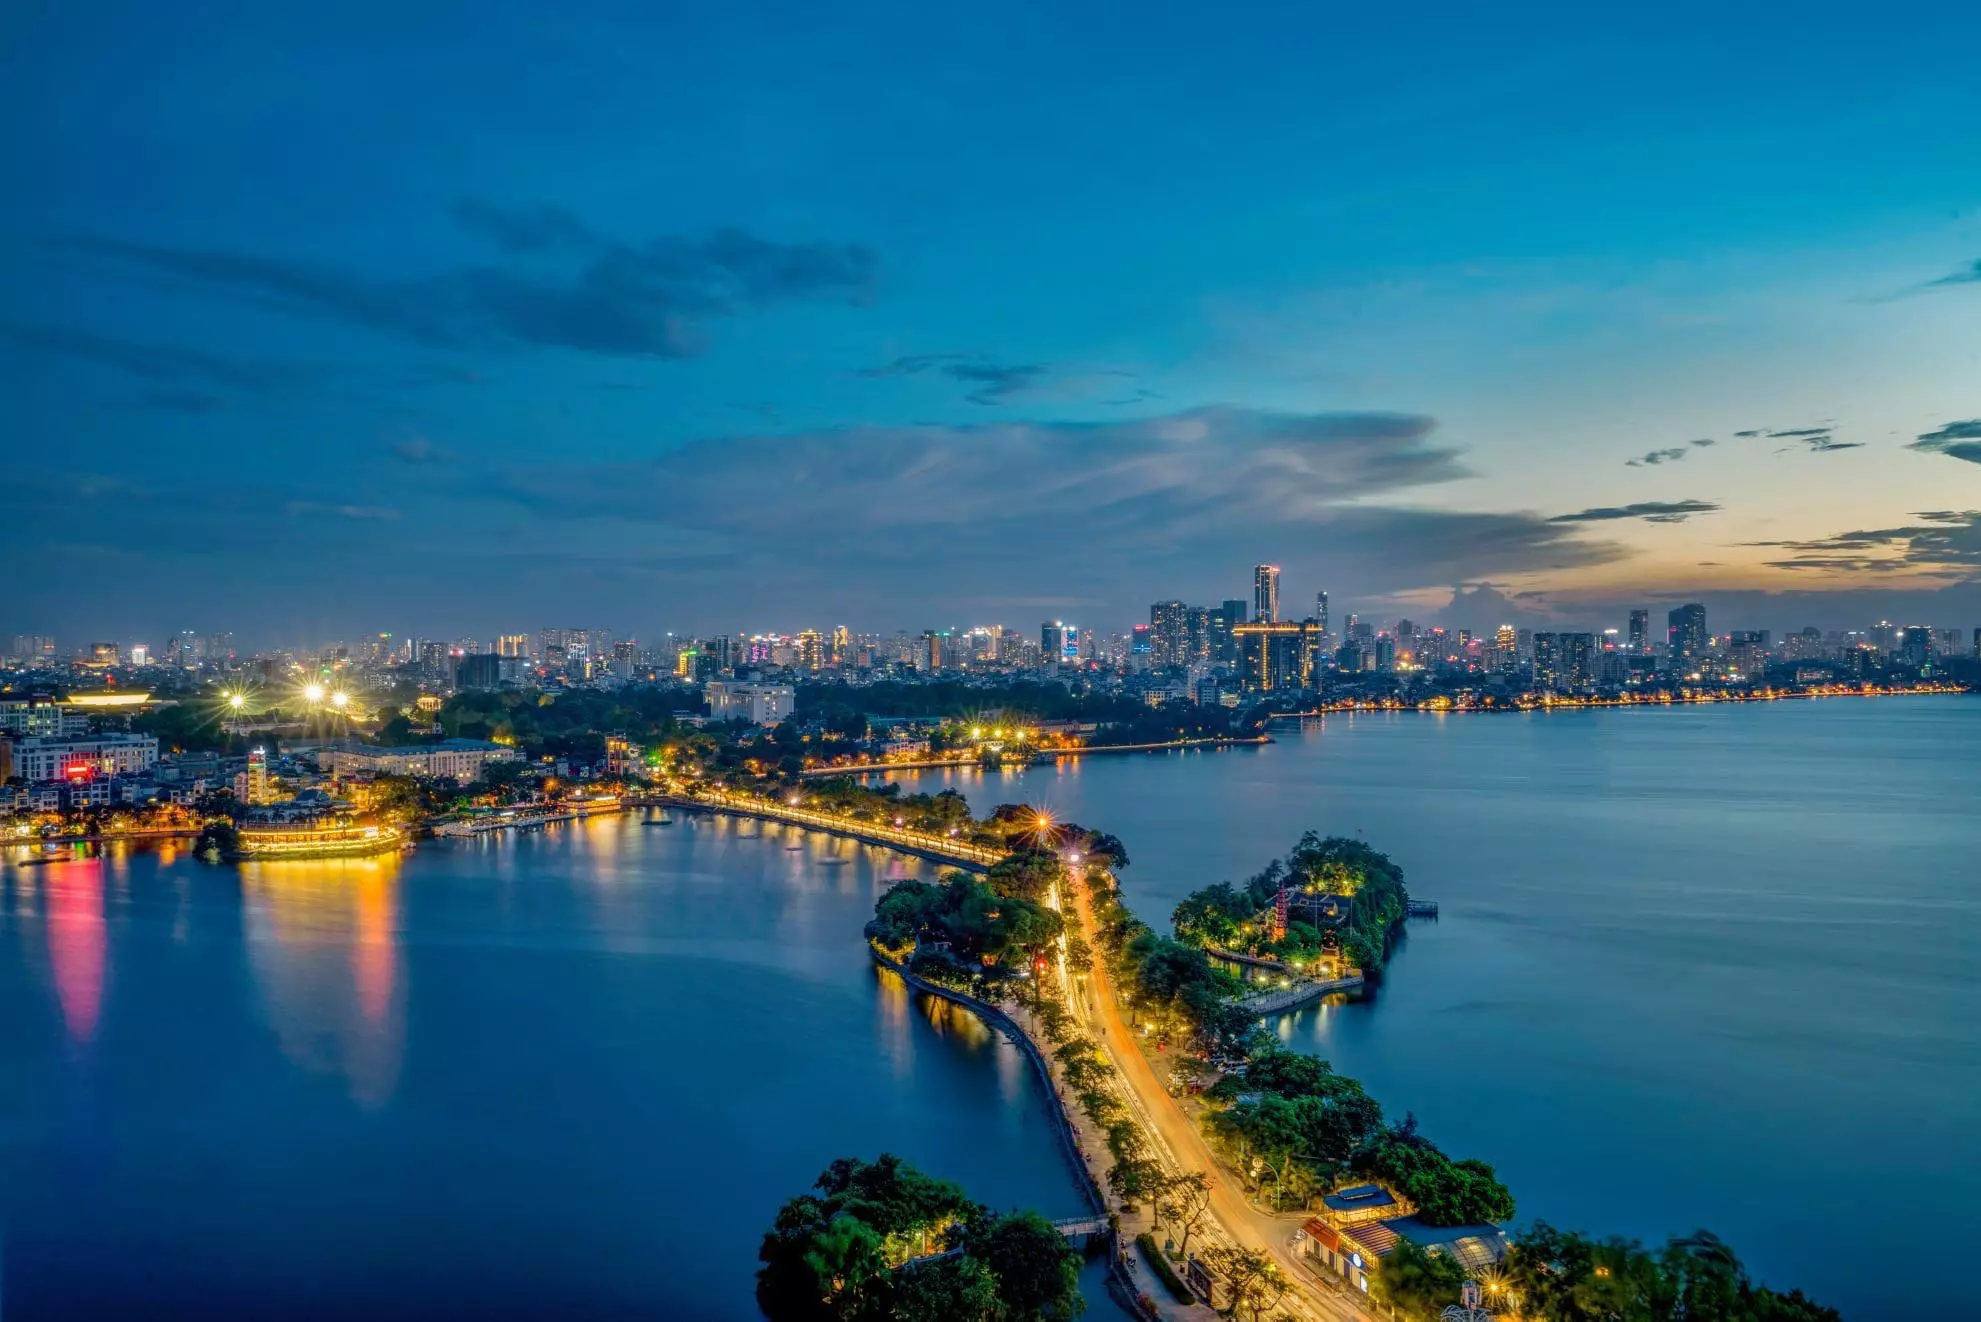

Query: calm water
[0,815,1123,1320]
[896,696,1981,1318]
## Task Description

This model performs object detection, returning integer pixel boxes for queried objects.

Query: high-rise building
[1253,564,1281,624]
[1667,604,1707,661]
[1493,624,1518,673]
[1627,609,1650,654]
[1215,600,1248,665]
[1973,627,1981,659]
[1232,620,1325,692]
[796,630,825,672]
[1149,601,1188,668]
[1184,605,1213,665]
[245,746,272,805]
[1040,620,1068,663]
[1314,592,1329,638]
[496,634,529,658]
[1899,626,1931,669]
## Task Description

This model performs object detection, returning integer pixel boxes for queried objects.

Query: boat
[642,817,675,827]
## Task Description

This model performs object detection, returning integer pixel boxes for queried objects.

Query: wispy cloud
[390,437,456,465]
[50,207,878,360]
[1746,510,1981,575]
[1624,446,1691,468]
[1908,419,1981,465]
[1,320,315,392]
[1551,499,1722,525]
[1876,257,1981,300]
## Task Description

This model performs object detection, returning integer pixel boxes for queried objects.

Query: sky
[4,0,1980,647]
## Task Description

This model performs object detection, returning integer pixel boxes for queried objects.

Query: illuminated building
[85,642,121,669]
[1899,626,1931,669]
[322,739,521,781]
[604,734,638,776]
[496,634,529,658]
[1214,600,1247,665]
[4,733,160,783]
[1628,609,1650,654]
[1233,620,1324,692]
[11,634,56,662]
[1253,564,1281,624]
[1040,620,1077,664]
[1667,603,1707,661]
[704,681,794,727]
[831,625,850,664]
[0,695,93,738]
[246,746,273,805]
[1149,601,1188,667]
[1314,591,1329,638]
[797,630,825,671]
[1492,624,1518,673]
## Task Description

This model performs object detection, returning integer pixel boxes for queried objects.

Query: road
[1065,870,1374,1322]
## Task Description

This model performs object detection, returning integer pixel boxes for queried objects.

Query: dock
[1406,900,1439,918]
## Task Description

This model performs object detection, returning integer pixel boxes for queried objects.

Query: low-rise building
[704,681,794,727]
[322,739,521,781]
[3,733,160,783]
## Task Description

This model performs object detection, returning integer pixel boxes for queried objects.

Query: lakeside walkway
[639,788,1003,869]
[797,735,1272,779]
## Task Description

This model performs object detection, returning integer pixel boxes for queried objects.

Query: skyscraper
[1253,564,1280,624]
[1149,601,1188,668]
[1216,599,1248,665]
[1667,603,1707,661]
[1628,609,1650,654]
[1314,591,1329,637]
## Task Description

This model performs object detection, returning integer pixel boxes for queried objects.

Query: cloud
[1909,419,1981,465]
[1880,257,1981,299]
[450,200,597,254]
[0,320,313,392]
[390,437,456,464]
[445,406,1627,618]
[1105,388,1165,407]
[1756,425,1860,455]
[50,216,878,360]
[857,352,1056,403]
[1690,438,1716,448]
[1550,500,1722,525]
[1769,428,1831,438]
[283,500,401,521]
[1733,429,1764,438]
[1746,510,1981,575]
[1624,446,1691,467]
[946,361,1051,405]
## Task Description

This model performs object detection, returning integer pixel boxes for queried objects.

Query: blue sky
[5,0,1979,644]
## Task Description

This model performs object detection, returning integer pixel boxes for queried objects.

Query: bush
[1136,1233,1195,1303]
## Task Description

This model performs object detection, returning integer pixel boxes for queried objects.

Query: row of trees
[756,1155,1084,1321]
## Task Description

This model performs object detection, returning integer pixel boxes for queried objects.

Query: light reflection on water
[240,855,405,1109]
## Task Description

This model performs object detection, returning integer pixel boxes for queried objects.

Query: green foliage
[968,1211,1085,1322]
[867,874,1064,966]
[1501,1222,1841,1322]
[1357,1120,1515,1228]
[1134,1233,1195,1303]
[757,1156,1083,1322]
[1373,1239,1468,1320]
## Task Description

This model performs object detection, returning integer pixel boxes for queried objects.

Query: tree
[969,1210,1084,1322]
[1162,1171,1214,1259]
[1372,1239,1466,1320]
[893,1255,1000,1322]
[1203,1246,1286,1322]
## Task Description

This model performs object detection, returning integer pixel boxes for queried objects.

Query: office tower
[1531,633,1559,687]
[1667,603,1707,661]
[12,635,55,662]
[496,634,529,658]
[796,630,824,672]
[1493,624,1518,673]
[1628,609,1650,654]
[1040,621,1070,663]
[831,625,851,664]
[1185,605,1213,664]
[1314,592,1329,637]
[1216,600,1248,665]
[1253,564,1280,624]
[1899,626,1931,669]
[1558,633,1595,689]
[1232,620,1325,692]
[1149,602,1187,667]
[1374,637,1396,671]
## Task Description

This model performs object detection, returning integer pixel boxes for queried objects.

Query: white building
[705,681,794,727]
[4,733,160,783]
[322,739,521,781]
[0,697,93,738]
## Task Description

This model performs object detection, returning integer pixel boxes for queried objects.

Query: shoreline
[799,735,1273,779]
[1267,681,1965,718]
[868,945,1167,1321]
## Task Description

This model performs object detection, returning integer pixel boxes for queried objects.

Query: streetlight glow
[226,692,246,710]
[302,682,326,703]
[330,690,350,709]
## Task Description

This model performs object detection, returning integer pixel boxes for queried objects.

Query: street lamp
[302,682,326,704]
[226,692,246,710]
[330,690,350,710]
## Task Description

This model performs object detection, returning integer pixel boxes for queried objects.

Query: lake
[0,814,1125,1320]
[890,695,1981,1317]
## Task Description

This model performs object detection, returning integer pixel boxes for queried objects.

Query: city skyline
[5,3,1980,640]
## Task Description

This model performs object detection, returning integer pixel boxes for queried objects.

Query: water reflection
[46,860,107,1045]
[241,855,405,1107]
